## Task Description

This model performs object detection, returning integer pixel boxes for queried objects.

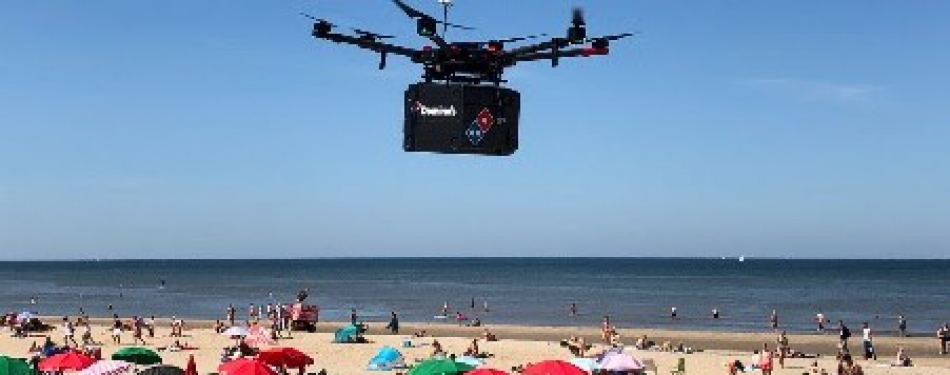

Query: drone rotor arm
[315,32,419,58]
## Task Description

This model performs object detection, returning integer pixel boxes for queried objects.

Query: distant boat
[738,256,745,262]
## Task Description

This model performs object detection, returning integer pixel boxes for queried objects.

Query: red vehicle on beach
[290,303,319,332]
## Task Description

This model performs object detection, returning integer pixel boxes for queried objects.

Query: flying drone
[306,0,633,156]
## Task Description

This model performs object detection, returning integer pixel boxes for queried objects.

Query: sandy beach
[2,318,947,375]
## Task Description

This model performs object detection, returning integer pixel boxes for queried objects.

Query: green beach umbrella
[112,347,163,366]
[0,356,32,375]
[407,359,474,375]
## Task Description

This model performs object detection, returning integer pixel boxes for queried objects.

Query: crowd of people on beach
[2,293,948,375]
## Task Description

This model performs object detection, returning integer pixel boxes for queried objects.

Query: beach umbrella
[40,352,96,372]
[465,369,509,375]
[136,365,183,375]
[257,348,313,369]
[521,360,586,375]
[597,353,642,372]
[183,356,197,375]
[567,358,598,373]
[0,356,32,375]
[455,357,483,367]
[112,348,162,366]
[218,359,277,375]
[407,359,474,375]
[78,360,133,375]
[223,326,250,337]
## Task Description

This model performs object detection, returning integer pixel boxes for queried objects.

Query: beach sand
[2,318,947,375]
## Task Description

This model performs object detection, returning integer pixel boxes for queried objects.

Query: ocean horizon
[1,258,946,335]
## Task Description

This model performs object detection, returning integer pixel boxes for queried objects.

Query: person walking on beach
[248,303,258,321]
[938,323,949,355]
[133,317,147,346]
[386,311,399,334]
[112,317,122,344]
[227,304,236,326]
[839,320,852,351]
[861,322,876,360]
[898,315,907,338]
[816,311,826,333]
[62,317,78,347]
[759,343,774,375]
[769,310,779,332]
[147,316,156,337]
[777,331,790,369]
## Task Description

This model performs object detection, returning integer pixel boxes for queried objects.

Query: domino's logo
[465,108,495,146]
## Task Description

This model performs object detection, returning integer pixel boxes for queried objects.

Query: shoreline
[46,316,950,360]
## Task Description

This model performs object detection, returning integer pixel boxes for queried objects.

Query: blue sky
[1,1,948,260]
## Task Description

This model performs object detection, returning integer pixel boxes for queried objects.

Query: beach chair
[641,358,657,374]
[670,357,686,375]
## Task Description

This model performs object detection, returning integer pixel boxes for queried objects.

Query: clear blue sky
[1,1,948,260]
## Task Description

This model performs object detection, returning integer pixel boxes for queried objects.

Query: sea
[0,258,946,335]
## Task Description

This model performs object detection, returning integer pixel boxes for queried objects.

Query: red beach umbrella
[466,369,511,375]
[521,361,587,375]
[184,355,198,375]
[39,352,96,372]
[257,348,314,369]
[218,359,277,375]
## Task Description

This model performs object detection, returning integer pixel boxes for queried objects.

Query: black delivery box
[404,83,520,156]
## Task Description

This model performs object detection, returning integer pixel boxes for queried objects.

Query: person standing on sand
[227,304,236,326]
[839,320,852,351]
[777,331,790,369]
[600,316,611,343]
[133,317,147,346]
[63,317,78,347]
[386,311,399,334]
[112,317,122,344]
[898,315,907,338]
[147,316,156,338]
[938,323,949,355]
[249,303,258,321]
[759,342,774,375]
[862,322,876,360]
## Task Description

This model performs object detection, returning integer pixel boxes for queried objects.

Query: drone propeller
[300,13,335,26]
[495,34,548,44]
[597,33,635,42]
[353,28,396,40]
[392,0,474,30]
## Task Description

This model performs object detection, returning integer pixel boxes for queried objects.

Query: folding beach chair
[670,357,686,375]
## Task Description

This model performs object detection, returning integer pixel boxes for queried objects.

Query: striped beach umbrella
[78,360,133,375]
